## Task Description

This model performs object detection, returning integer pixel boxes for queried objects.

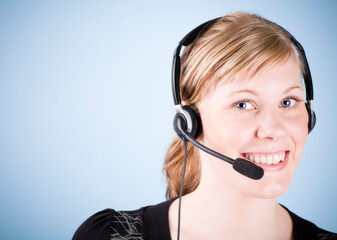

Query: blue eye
[281,98,296,108]
[235,101,254,110]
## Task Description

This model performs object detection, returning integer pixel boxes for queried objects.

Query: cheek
[287,109,309,147]
[289,113,309,168]
[200,110,249,154]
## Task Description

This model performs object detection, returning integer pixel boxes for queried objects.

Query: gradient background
[1,0,336,239]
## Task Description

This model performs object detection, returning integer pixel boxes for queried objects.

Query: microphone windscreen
[233,158,264,180]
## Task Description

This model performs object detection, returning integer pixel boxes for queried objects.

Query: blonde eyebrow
[229,89,258,96]
[283,86,303,93]
[229,85,303,96]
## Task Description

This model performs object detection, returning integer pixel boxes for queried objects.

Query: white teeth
[267,155,273,164]
[256,156,261,163]
[244,151,286,165]
[260,156,265,164]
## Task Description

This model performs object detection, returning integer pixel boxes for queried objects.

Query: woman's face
[197,55,308,199]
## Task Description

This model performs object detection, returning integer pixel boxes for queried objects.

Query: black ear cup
[305,103,316,133]
[173,105,202,139]
[311,111,316,133]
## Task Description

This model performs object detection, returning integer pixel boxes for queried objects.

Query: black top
[73,198,337,240]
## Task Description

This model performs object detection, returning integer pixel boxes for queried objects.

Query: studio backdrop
[0,0,336,239]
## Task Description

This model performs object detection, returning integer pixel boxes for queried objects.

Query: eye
[280,98,296,108]
[235,101,254,110]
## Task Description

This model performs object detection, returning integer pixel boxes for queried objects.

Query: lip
[240,151,289,172]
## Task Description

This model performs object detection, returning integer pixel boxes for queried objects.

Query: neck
[189,185,278,222]
[169,151,292,240]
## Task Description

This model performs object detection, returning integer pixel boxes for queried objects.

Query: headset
[172,18,315,143]
[171,16,316,240]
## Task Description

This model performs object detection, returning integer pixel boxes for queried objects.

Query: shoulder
[72,208,145,240]
[316,228,337,240]
[72,199,175,240]
[281,205,337,240]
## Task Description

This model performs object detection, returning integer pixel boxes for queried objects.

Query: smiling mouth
[241,151,288,165]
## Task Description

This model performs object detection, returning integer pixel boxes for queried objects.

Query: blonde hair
[163,12,305,199]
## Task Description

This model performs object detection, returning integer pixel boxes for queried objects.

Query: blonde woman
[73,12,337,240]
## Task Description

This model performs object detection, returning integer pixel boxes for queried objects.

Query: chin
[248,174,293,199]
[256,184,289,199]
[241,150,302,200]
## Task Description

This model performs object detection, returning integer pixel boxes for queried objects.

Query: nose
[255,108,287,141]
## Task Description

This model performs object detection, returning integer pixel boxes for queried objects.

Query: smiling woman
[72,12,336,240]
[193,54,308,200]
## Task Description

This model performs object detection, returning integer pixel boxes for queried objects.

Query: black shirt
[73,198,337,240]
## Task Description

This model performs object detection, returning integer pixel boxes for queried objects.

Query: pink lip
[240,151,289,172]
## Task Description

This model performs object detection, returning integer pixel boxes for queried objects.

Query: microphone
[175,116,264,180]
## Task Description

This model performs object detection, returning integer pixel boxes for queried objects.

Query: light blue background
[1,1,336,239]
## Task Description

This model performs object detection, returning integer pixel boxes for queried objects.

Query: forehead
[211,56,303,98]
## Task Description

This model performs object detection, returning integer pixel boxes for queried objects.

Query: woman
[73,12,337,240]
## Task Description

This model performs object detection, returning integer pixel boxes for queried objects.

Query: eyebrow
[229,86,303,96]
[283,86,303,93]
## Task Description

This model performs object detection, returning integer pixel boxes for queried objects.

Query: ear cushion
[173,105,202,139]
[305,103,316,133]
[309,110,316,133]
